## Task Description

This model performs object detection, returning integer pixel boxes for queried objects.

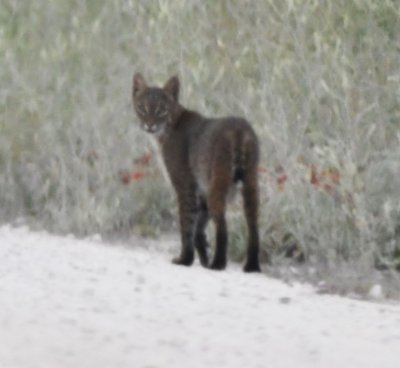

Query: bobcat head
[132,73,181,137]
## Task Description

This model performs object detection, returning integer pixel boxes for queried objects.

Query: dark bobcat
[132,73,261,272]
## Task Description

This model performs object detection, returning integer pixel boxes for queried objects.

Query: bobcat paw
[198,254,209,268]
[195,238,210,268]
[209,258,226,271]
[196,248,209,268]
[172,254,194,266]
[243,261,261,273]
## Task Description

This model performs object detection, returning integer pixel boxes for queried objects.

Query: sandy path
[0,226,399,368]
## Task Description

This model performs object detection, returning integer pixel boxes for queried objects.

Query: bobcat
[132,73,261,272]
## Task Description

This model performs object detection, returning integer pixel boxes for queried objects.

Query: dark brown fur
[132,73,261,272]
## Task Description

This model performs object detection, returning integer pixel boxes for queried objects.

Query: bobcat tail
[232,128,257,184]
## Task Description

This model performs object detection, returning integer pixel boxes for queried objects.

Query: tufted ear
[163,75,180,102]
[133,73,147,97]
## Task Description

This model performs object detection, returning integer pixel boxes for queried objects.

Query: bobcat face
[132,73,180,137]
[134,89,171,135]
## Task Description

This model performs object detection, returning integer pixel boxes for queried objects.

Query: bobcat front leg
[172,186,198,266]
[193,198,210,267]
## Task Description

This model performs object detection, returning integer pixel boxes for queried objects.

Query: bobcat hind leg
[208,165,231,271]
[242,168,261,272]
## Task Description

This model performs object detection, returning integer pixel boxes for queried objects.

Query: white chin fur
[151,126,165,138]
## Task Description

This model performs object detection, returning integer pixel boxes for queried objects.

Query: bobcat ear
[164,75,180,101]
[133,73,147,97]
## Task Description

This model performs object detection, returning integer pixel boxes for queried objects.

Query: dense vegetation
[1,0,399,296]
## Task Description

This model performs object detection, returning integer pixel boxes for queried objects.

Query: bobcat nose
[144,124,157,133]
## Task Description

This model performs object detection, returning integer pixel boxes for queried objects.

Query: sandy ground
[0,225,399,368]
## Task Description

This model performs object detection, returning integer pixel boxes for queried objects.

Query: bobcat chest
[158,134,190,185]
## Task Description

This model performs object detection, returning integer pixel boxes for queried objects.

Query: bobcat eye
[136,105,146,117]
[157,110,169,118]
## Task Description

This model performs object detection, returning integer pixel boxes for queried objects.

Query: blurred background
[1,0,399,295]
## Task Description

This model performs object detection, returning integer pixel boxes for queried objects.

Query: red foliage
[310,165,341,193]
[120,170,147,185]
[258,162,344,196]
[120,153,348,204]
[133,152,152,166]
[119,152,153,185]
